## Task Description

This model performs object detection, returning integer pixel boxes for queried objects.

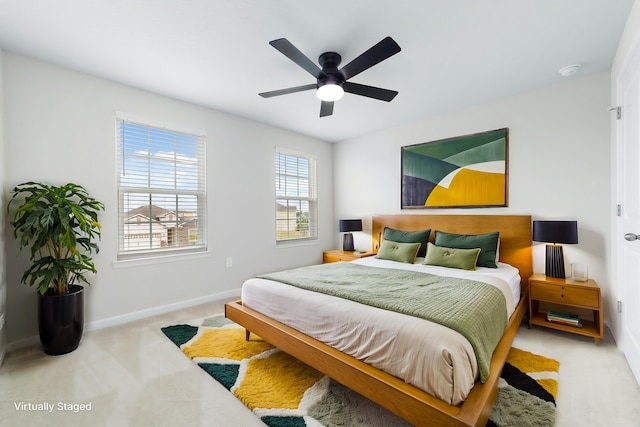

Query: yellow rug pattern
[162,316,558,427]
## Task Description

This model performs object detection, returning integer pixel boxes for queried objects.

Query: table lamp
[532,220,578,278]
[339,219,362,252]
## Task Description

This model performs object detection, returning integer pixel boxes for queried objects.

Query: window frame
[116,113,207,260]
[275,147,318,244]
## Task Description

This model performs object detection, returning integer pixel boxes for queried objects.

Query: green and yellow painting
[402,128,508,208]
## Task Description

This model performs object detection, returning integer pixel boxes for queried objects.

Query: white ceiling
[0,0,634,142]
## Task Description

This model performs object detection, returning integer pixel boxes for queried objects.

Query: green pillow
[376,240,421,263]
[383,227,431,257]
[434,231,499,268]
[423,242,481,270]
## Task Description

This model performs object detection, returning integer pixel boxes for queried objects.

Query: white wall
[0,49,7,363]
[2,52,334,345]
[334,73,612,319]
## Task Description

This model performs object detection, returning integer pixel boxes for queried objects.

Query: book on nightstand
[547,310,583,328]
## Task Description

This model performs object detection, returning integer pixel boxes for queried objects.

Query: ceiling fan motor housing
[318,52,344,87]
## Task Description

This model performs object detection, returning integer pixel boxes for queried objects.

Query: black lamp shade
[532,220,578,244]
[339,219,362,251]
[339,219,362,233]
[532,220,578,278]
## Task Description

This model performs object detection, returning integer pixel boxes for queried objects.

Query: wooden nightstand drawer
[323,253,352,263]
[530,282,599,308]
[323,250,375,263]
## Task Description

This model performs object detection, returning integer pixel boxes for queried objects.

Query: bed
[225,214,532,427]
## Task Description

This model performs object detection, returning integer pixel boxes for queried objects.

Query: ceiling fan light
[317,83,344,102]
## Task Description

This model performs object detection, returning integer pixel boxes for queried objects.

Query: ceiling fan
[259,37,401,117]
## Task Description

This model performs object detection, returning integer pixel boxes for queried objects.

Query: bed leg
[245,329,251,341]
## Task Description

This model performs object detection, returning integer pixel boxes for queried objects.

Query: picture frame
[401,128,508,208]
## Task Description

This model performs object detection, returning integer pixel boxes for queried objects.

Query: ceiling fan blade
[269,38,325,79]
[320,101,334,117]
[340,37,401,81]
[343,82,398,102]
[259,83,317,98]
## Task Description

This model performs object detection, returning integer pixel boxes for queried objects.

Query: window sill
[275,239,319,249]
[112,250,212,269]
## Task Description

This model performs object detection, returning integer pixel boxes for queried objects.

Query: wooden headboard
[371,214,532,286]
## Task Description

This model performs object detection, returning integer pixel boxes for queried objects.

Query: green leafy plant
[8,182,105,295]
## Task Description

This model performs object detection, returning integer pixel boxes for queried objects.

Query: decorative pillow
[383,227,431,257]
[434,231,500,268]
[423,242,481,270]
[376,240,422,263]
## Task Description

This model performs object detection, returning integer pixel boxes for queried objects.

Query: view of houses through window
[117,116,207,257]
[275,149,317,242]
[121,196,199,251]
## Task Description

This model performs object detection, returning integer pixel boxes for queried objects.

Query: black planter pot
[37,285,84,355]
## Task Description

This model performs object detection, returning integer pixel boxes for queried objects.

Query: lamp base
[343,233,355,252]
[545,244,566,278]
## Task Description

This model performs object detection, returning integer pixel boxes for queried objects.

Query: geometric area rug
[161,315,558,427]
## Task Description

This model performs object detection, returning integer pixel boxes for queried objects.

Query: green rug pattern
[162,315,558,427]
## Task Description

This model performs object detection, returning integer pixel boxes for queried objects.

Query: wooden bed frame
[225,214,532,427]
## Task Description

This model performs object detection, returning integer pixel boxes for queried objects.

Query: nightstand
[323,250,375,263]
[528,273,604,343]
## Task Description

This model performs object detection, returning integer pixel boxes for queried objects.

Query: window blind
[275,149,317,242]
[117,117,207,258]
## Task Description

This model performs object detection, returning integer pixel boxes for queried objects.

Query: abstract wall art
[401,128,508,208]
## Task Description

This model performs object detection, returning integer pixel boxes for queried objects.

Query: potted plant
[7,181,104,355]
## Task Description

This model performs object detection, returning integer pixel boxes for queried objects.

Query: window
[117,115,206,258]
[275,149,317,243]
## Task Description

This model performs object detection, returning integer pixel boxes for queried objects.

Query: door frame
[614,27,640,385]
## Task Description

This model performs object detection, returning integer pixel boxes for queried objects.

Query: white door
[616,33,640,385]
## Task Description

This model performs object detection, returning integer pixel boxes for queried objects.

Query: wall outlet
[226,257,233,268]
[0,314,5,331]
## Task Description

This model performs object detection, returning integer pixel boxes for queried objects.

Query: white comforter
[240,257,521,406]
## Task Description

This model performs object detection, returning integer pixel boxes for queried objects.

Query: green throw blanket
[258,262,507,382]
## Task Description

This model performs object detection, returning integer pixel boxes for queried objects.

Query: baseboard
[604,319,615,343]
[85,289,240,331]
[5,334,39,354]
[5,289,240,354]
[0,329,5,367]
